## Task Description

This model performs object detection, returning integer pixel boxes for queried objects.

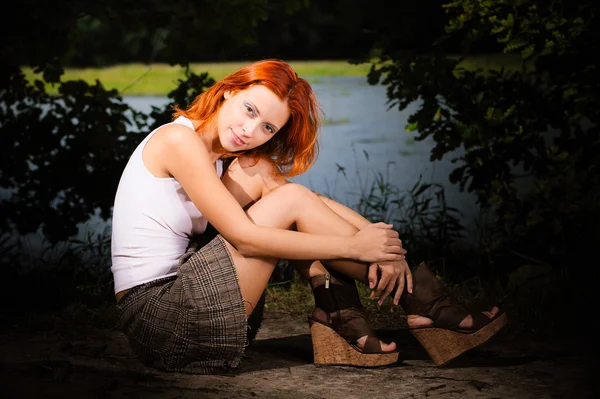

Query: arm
[157,124,402,263]
[316,193,413,304]
[317,192,414,304]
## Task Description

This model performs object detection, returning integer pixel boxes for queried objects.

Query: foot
[407,306,500,329]
[357,335,396,352]
[312,308,397,353]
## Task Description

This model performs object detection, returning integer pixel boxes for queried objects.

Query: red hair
[173,59,321,177]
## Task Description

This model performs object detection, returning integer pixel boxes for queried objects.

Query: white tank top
[110,116,223,293]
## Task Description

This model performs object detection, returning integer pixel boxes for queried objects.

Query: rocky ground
[1,309,597,398]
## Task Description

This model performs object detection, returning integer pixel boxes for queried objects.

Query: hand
[368,259,413,306]
[351,222,406,263]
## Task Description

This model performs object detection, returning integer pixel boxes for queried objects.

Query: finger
[369,264,380,300]
[371,222,393,230]
[386,236,402,247]
[385,230,399,238]
[393,275,405,306]
[375,269,392,298]
[385,244,406,255]
[381,254,406,262]
[406,268,414,294]
[378,279,396,306]
[368,263,378,289]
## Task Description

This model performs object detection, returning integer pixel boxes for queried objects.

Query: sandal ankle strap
[400,262,470,329]
[310,273,382,353]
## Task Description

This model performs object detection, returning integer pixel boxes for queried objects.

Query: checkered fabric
[116,235,247,374]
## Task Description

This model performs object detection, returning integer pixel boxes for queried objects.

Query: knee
[270,182,315,203]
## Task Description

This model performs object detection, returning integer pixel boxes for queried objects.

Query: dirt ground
[1,309,597,399]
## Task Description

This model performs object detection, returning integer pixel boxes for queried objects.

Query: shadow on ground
[0,309,597,398]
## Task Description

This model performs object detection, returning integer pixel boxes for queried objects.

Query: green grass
[23,60,373,96]
[22,54,534,96]
[263,274,408,328]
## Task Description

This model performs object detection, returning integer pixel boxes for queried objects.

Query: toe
[459,315,474,329]
[482,306,500,319]
[381,340,396,352]
[460,306,501,329]
[407,314,434,328]
[356,336,396,353]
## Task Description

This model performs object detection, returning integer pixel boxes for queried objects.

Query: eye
[264,124,275,134]
[244,103,255,116]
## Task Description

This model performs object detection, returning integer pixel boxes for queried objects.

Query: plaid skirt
[116,234,248,374]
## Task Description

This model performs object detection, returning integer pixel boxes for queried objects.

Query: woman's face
[217,85,290,152]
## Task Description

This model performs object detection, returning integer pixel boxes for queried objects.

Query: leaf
[405,122,418,132]
[521,44,535,59]
[413,183,432,197]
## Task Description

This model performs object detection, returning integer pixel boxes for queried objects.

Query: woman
[111,59,506,373]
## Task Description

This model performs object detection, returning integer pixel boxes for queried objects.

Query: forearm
[314,192,371,230]
[234,223,355,260]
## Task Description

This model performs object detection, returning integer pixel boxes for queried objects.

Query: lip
[230,129,246,146]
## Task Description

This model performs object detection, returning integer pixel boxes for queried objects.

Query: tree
[0,0,306,243]
[363,0,599,280]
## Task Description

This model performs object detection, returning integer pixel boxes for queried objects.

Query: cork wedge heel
[309,273,399,368]
[401,262,509,367]
[410,312,508,366]
[310,318,399,367]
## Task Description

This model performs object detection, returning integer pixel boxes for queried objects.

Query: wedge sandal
[400,262,508,366]
[309,273,399,367]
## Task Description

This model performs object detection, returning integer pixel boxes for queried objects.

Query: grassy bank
[23,60,372,96]
[22,55,529,96]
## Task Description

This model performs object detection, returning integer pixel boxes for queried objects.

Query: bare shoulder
[144,122,211,178]
[153,122,201,146]
[148,123,209,162]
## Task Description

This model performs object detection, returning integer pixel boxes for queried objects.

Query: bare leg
[220,183,394,350]
[223,183,376,313]
[290,259,396,351]
[291,229,500,331]
[222,158,489,332]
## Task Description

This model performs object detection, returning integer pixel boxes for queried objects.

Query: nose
[242,119,260,137]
